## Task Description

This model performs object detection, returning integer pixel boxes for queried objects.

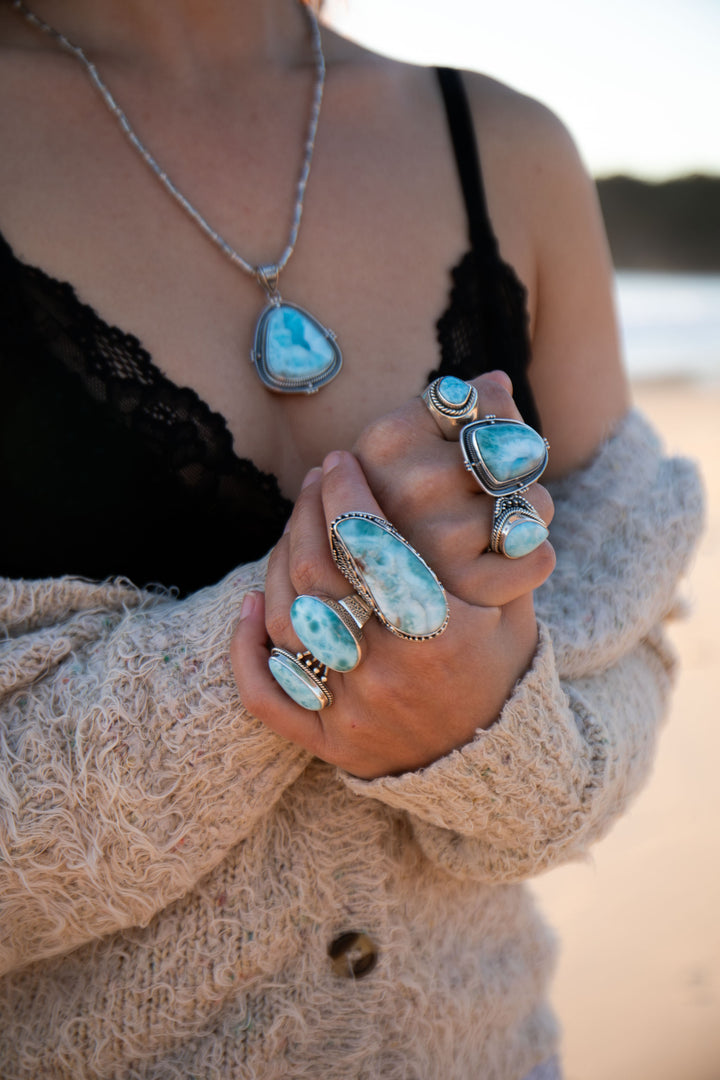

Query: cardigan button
[328,931,378,979]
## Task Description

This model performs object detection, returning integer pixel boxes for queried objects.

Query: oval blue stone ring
[290,593,373,673]
[268,648,334,710]
[329,513,449,642]
[460,415,550,497]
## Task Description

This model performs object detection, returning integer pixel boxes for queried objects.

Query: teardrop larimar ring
[459,415,550,497]
[421,376,480,440]
[290,593,373,673]
[268,648,334,711]
[329,512,449,642]
[490,495,549,559]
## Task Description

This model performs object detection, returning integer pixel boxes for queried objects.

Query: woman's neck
[5,0,319,76]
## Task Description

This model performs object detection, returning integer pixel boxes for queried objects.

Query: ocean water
[616,272,720,382]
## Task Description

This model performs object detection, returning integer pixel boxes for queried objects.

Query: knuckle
[265,607,293,646]
[291,551,327,597]
[475,380,517,420]
[355,412,417,469]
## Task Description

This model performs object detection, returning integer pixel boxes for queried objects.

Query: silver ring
[421,376,480,440]
[490,495,549,559]
[329,512,449,641]
[290,593,373,672]
[268,648,333,710]
[460,415,550,497]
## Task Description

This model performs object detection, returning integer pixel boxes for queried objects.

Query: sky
[323,0,720,180]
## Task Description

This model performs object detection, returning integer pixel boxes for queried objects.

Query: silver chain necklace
[12,0,343,394]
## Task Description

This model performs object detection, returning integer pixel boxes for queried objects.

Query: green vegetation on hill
[595,174,720,271]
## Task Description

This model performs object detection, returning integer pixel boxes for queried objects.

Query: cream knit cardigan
[0,411,704,1080]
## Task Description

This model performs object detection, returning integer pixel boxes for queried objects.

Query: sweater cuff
[339,621,600,838]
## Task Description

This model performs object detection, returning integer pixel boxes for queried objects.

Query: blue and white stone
[333,516,448,639]
[255,303,341,391]
[437,375,472,408]
[291,596,361,672]
[503,518,549,558]
[268,651,328,710]
[463,420,548,491]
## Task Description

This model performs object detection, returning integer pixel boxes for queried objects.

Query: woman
[0,1,703,1077]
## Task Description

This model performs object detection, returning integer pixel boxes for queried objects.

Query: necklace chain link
[12,0,326,292]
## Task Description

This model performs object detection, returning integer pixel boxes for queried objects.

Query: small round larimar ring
[329,512,449,641]
[268,648,334,710]
[490,494,549,559]
[460,415,550,497]
[291,593,373,673]
[421,376,480,440]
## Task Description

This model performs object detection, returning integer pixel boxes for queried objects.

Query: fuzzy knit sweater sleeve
[0,554,310,977]
[341,410,705,882]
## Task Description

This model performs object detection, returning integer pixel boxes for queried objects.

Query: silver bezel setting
[269,647,334,709]
[490,495,548,558]
[421,377,480,440]
[460,416,550,497]
[291,594,371,673]
[251,301,343,394]
[328,512,449,642]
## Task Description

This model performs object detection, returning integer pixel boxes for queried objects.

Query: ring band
[291,592,373,672]
[490,495,549,559]
[460,415,550,497]
[268,648,333,710]
[421,376,480,440]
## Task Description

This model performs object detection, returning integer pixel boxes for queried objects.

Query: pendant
[251,300,343,394]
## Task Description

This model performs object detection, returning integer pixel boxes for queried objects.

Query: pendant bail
[256,264,281,304]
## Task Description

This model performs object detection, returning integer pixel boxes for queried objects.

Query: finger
[481,369,513,395]
[230,590,326,753]
[320,449,390,524]
[286,466,350,600]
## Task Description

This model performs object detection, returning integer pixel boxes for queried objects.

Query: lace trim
[8,238,293,520]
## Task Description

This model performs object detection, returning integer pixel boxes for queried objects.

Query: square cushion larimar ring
[329,513,449,642]
[459,415,550,497]
[421,376,480,440]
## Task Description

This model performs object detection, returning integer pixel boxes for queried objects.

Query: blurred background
[323,3,720,1077]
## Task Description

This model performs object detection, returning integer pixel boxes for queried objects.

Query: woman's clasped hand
[232,372,556,780]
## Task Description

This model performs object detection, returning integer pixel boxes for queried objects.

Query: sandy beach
[532,379,720,1080]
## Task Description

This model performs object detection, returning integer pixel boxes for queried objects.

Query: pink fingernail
[301,466,322,490]
[322,450,343,475]
[240,591,260,620]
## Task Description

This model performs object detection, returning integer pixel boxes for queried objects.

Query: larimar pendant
[251,300,342,394]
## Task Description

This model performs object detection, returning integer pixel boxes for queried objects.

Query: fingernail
[322,450,343,475]
[301,466,322,490]
[240,591,260,620]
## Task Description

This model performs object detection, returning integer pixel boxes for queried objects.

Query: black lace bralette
[0,68,537,594]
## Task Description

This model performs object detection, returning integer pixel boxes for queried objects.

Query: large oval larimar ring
[460,415,550,497]
[268,648,333,710]
[490,494,549,559]
[290,593,373,673]
[421,376,480,440]
[329,512,449,642]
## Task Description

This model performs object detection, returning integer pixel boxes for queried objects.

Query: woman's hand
[231,374,555,780]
